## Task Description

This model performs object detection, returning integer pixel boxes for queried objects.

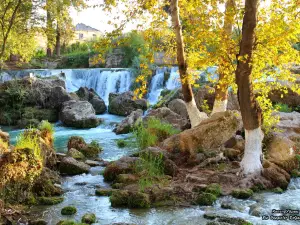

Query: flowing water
[4,114,300,225]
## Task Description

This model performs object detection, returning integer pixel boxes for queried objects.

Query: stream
[3,114,300,225]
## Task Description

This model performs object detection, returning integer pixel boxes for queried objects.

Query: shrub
[15,130,41,159]
[133,118,179,150]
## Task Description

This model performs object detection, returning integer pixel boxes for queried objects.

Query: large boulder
[60,100,102,128]
[265,135,298,173]
[114,109,143,134]
[274,112,300,140]
[161,111,242,155]
[168,99,188,119]
[108,92,147,116]
[59,157,90,175]
[144,107,190,131]
[76,87,107,114]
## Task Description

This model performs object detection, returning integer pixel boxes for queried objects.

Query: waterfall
[165,67,181,90]
[2,68,132,105]
[147,67,167,105]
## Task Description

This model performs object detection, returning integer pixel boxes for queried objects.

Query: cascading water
[166,67,181,90]
[2,68,132,105]
[147,67,167,105]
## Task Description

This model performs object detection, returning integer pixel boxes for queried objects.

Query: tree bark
[170,0,207,127]
[55,23,61,56]
[212,0,235,114]
[236,0,263,175]
[46,4,53,57]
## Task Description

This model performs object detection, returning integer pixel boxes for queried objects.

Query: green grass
[133,118,180,150]
[135,152,165,191]
[15,129,41,159]
[275,103,292,112]
[38,120,55,135]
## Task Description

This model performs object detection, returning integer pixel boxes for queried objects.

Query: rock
[108,92,147,116]
[85,160,101,167]
[110,190,150,208]
[144,107,190,130]
[67,148,85,160]
[205,183,222,197]
[56,153,67,161]
[272,187,284,194]
[114,109,143,134]
[291,65,300,74]
[90,96,106,114]
[59,157,90,175]
[76,87,90,101]
[204,213,252,225]
[60,100,101,128]
[262,160,290,189]
[163,159,179,176]
[61,206,77,215]
[223,148,241,161]
[274,112,300,139]
[231,189,253,199]
[95,188,114,196]
[17,118,40,129]
[103,157,139,182]
[29,219,47,225]
[38,196,64,205]
[196,193,217,206]
[161,111,242,156]
[153,88,184,108]
[67,136,103,158]
[81,213,96,224]
[167,99,188,119]
[0,130,9,143]
[224,135,245,151]
[116,174,138,184]
[22,107,58,123]
[265,135,298,173]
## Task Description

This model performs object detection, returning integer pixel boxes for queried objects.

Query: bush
[133,118,180,150]
[15,130,41,159]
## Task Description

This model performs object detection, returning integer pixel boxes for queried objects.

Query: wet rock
[61,206,77,215]
[95,188,114,196]
[59,157,90,175]
[196,193,217,206]
[249,204,264,217]
[144,107,190,130]
[81,213,96,224]
[265,135,298,173]
[272,187,284,194]
[221,201,245,212]
[110,190,150,208]
[231,189,253,199]
[161,111,242,156]
[67,136,102,158]
[103,157,139,182]
[90,96,106,114]
[168,99,188,119]
[67,148,85,160]
[60,100,102,128]
[85,160,101,167]
[204,213,252,225]
[116,174,138,184]
[38,196,64,205]
[262,160,290,189]
[114,109,143,134]
[108,91,147,116]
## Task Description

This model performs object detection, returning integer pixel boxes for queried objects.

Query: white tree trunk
[240,127,264,175]
[186,99,208,127]
[211,99,228,115]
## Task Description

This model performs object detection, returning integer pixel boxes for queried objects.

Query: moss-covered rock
[231,189,253,199]
[59,157,90,175]
[61,206,77,215]
[67,137,102,159]
[196,193,217,206]
[81,213,96,224]
[110,190,150,208]
[115,174,138,184]
[57,220,88,225]
[205,183,222,197]
[291,169,300,178]
[272,187,284,194]
[38,196,64,205]
[95,188,114,196]
[67,148,85,160]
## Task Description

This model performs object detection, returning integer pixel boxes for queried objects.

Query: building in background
[73,23,103,43]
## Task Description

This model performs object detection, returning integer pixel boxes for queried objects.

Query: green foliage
[34,49,47,59]
[135,152,165,191]
[57,51,91,69]
[205,184,222,197]
[116,139,126,148]
[133,118,180,150]
[38,120,55,135]
[274,103,292,113]
[61,206,77,215]
[231,189,254,199]
[15,130,41,160]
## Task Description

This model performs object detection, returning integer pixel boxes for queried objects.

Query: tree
[235,0,263,175]
[169,0,208,127]
[211,0,236,114]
